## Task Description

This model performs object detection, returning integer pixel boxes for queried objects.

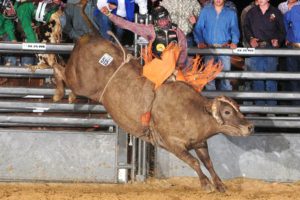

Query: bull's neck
[206,122,229,138]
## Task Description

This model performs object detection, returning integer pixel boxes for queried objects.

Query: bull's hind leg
[169,146,214,192]
[195,142,226,193]
[68,92,77,104]
[52,63,66,102]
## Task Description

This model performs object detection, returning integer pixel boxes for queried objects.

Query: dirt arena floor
[0,177,300,200]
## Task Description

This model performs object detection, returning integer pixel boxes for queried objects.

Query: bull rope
[99,31,134,103]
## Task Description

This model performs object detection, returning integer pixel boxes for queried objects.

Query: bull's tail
[79,0,99,36]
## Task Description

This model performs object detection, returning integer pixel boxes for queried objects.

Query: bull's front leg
[168,146,214,192]
[195,142,226,192]
[52,63,66,102]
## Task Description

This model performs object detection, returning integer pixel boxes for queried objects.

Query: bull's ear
[211,97,224,125]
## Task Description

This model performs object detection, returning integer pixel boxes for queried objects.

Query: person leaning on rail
[13,0,63,66]
[281,2,300,106]
[193,0,240,91]
[0,0,17,66]
[244,0,286,106]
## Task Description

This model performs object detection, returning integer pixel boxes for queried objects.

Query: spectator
[282,3,300,105]
[201,0,237,11]
[94,0,147,42]
[198,0,211,7]
[278,0,300,14]
[14,0,62,43]
[0,0,17,66]
[244,0,286,106]
[14,0,62,65]
[160,0,201,47]
[240,0,258,105]
[193,0,240,91]
[61,0,93,41]
[241,0,258,47]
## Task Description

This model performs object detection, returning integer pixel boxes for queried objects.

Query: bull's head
[209,96,254,136]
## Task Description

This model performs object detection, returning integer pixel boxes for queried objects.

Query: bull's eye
[225,110,231,115]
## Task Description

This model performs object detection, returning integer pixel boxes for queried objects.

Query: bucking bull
[50,2,254,193]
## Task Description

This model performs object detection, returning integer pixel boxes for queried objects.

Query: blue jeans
[2,34,35,66]
[21,55,36,66]
[249,56,278,106]
[286,54,300,105]
[93,9,125,41]
[186,33,196,47]
[2,34,17,66]
[4,55,35,66]
[204,55,232,91]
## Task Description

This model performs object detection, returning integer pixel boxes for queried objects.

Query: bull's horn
[216,96,240,112]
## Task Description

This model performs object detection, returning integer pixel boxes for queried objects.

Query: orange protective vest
[142,42,181,89]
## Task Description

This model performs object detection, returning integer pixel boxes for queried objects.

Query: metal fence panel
[0,129,118,182]
[156,134,300,182]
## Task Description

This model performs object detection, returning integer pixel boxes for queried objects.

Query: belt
[257,41,271,48]
[290,43,300,48]
[209,43,229,48]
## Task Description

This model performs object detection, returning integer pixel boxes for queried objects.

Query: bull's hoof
[215,182,226,193]
[68,93,77,104]
[200,179,215,193]
[53,93,63,102]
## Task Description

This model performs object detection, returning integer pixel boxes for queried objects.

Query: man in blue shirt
[284,4,300,105]
[193,0,240,91]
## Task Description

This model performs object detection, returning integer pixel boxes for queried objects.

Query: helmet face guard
[0,0,16,19]
[152,6,170,27]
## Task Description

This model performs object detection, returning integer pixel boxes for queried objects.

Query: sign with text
[233,48,255,55]
[22,43,47,50]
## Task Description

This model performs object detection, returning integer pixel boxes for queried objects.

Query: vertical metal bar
[116,127,129,183]
[134,14,138,58]
[142,140,147,177]
[137,139,142,176]
[131,136,137,181]
[114,125,119,183]
[140,44,144,65]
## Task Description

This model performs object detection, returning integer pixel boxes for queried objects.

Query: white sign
[233,48,255,55]
[99,53,114,67]
[32,108,50,113]
[24,95,45,98]
[22,43,47,50]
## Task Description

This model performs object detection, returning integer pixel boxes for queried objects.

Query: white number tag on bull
[99,53,113,67]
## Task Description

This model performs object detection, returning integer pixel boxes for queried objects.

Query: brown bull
[52,1,254,192]
[52,33,253,192]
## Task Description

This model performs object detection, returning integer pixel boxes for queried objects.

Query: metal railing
[0,41,299,183]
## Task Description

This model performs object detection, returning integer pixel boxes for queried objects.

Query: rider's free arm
[109,14,155,42]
